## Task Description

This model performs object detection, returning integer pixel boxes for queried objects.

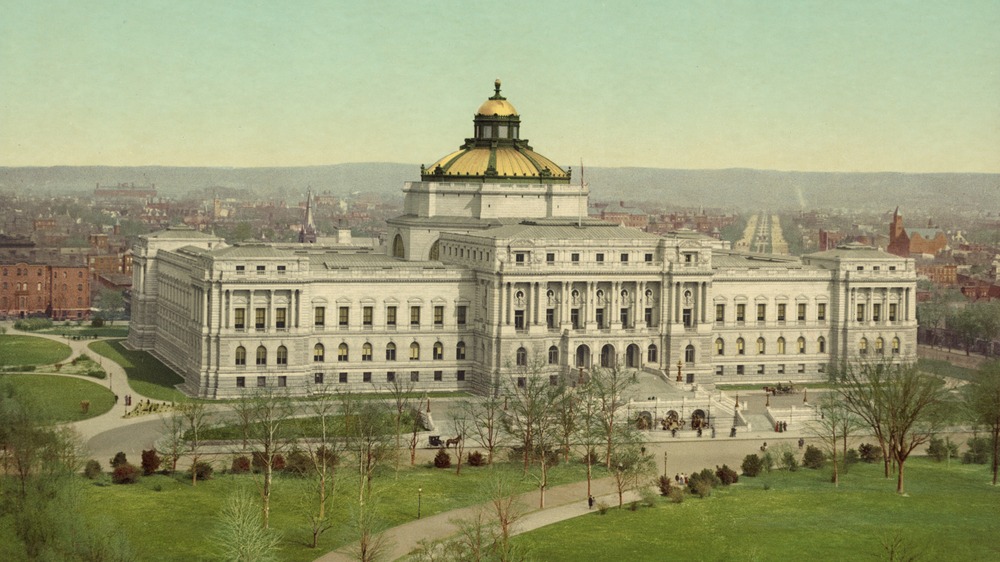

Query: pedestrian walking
[588,495,595,509]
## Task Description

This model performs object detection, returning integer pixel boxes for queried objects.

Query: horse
[445,435,462,449]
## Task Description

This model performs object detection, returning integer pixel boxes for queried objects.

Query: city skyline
[2,1,999,173]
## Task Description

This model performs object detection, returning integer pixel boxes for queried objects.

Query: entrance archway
[625,343,641,368]
[600,344,616,368]
[575,344,591,368]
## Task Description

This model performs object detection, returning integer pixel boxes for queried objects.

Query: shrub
[597,501,610,514]
[781,451,799,471]
[111,463,139,484]
[741,454,764,477]
[668,487,685,503]
[844,449,860,466]
[434,448,452,468]
[687,469,719,497]
[803,445,825,469]
[91,317,105,328]
[639,486,658,508]
[657,474,673,496]
[84,459,103,480]
[926,437,959,462]
[858,443,883,463]
[110,451,128,468]
[251,452,286,472]
[284,449,312,475]
[191,461,214,481]
[716,464,739,485]
[14,318,53,331]
[629,500,639,511]
[230,456,251,474]
[140,449,161,475]
[962,437,989,465]
[761,451,775,472]
[467,450,486,467]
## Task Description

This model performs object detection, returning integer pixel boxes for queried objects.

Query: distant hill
[0,164,996,212]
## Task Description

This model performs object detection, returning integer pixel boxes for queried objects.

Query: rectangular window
[596,308,605,329]
[645,307,653,327]
[363,372,372,383]
[682,309,692,328]
[856,304,865,322]
[387,306,397,326]
[620,253,628,263]
[434,370,443,381]
[873,303,881,322]
[363,306,373,327]
[817,303,826,321]
[889,265,896,271]
[235,265,245,274]
[757,303,766,322]
[255,308,266,330]
[716,304,725,323]
[277,265,286,274]
[339,306,349,327]
[234,307,246,330]
[620,307,629,327]
[645,253,653,263]
[410,371,419,382]
[777,364,785,374]
[434,305,444,326]
[514,309,525,329]
[797,303,807,322]
[571,308,580,329]
[515,253,526,265]
[596,253,604,263]
[314,372,324,384]
[278,376,286,387]
[314,306,325,327]
[457,305,467,325]
[236,376,245,388]
[386,371,396,383]
[571,253,580,263]
[736,304,745,323]
[757,364,765,375]
[777,303,786,322]
[339,372,348,383]
[888,303,897,322]
[715,365,724,376]
[257,376,266,387]
[275,308,287,330]
[410,306,420,327]
[736,365,745,375]
[546,253,555,264]
[798,364,806,374]
[546,308,555,328]
[457,370,466,381]
[256,265,266,274]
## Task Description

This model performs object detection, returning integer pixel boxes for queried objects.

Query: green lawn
[515,458,1000,561]
[0,373,115,422]
[82,460,608,562]
[89,339,186,402]
[918,358,979,381]
[0,334,72,367]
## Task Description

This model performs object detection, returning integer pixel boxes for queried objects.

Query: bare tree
[451,411,470,476]
[573,377,604,499]
[213,488,282,562]
[350,497,392,562]
[589,364,638,469]
[964,361,1000,485]
[234,388,294,528]
[840,359,951,494]
[502,362,561,507]
[159,408,186,474]
[178,401,210,486]
[382,376,415,474]
[459,379,504,465]
[609,427,653,508]
[341,392,392,506]
[484,470,525,561]
[552,383,577,463]
[811,393,862,486]
[298,386,341,548]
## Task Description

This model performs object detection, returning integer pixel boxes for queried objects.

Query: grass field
[917,357,979,381]
[82,460,609,562]
[89,339,186,402]
[514,458,1000,561]
[0,334,73,366]
[0,373,115,422]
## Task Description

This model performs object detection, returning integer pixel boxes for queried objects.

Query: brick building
[887,208,948,257]
[0,260,90,319]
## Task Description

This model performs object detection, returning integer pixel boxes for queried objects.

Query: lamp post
[417,487,422,519]
[663,451,668,478]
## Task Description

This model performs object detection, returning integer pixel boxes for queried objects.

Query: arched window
[777,337,786,354]
[362,343,373,361]
[875,337,884,355]
[516,347,528,366]
[409,342,420,360]
[456,341,466,360]
[386,342,396,361]
[433,342,444,360]
[859,338,868,355]
[256,346,267,366]
[736,338,745,355]
[338,343,349,361]
[235,346,246,366]
[756,337,766,354]
[428,240,439,260]
[892,337,900,354]
[276,345,288,365]
[392,234,405,258]
[797,337,806,354]
[684,344,695,363]
[313,343,324,362]
[817,337,826,354]
[548,345,559,364]
[715,338,725,355]
[647,344,658,362]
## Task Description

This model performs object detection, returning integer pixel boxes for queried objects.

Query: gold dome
[426,146,568,180]
[476,98,518,117]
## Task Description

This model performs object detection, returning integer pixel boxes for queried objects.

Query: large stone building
[0,258,90,320]
[127,81,918,398]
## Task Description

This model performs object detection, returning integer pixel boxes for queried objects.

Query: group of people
[774,421,789,432]
[674,473,689,485]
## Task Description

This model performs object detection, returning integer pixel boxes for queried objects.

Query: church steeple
[299,188,317,243]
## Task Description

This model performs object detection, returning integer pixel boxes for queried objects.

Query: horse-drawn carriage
[763,382,796,395]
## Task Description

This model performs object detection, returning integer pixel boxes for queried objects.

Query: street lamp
[417,487,422,519]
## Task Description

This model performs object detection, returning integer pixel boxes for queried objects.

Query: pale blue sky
[2,0,998,172]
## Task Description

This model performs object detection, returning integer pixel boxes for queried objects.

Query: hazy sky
[2,1,998,172]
